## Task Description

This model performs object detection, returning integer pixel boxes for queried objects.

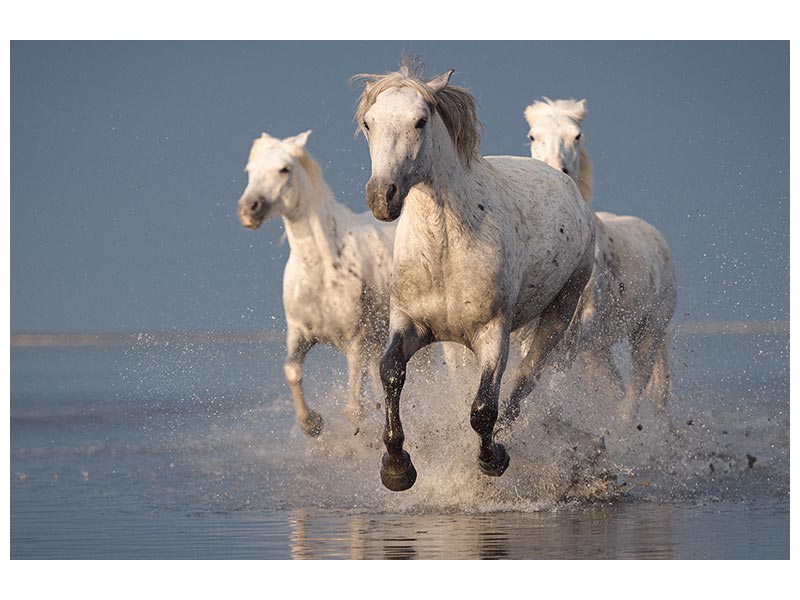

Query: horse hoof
[299,411,324,437]
[478,443,510,477]
[381,451,417,491]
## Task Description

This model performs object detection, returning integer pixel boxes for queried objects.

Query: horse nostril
[386,184,397,201]
[249,200,260,212]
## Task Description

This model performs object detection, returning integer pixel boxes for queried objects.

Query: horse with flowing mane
[524,97,677,422]
[354,60,596,491]
[237,130,395,437]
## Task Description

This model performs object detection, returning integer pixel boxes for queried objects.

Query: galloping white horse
[355,62,596,491]
[524,98,677,423]
[237,131,395,436]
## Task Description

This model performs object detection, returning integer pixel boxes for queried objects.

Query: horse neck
[405,118,482,235]
[281,163,344,267]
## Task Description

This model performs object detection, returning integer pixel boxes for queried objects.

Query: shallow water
[10,331,789,559]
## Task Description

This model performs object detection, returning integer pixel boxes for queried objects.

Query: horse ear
[575,99,589,121]
[427,69,454,93]
[285,130,312,148]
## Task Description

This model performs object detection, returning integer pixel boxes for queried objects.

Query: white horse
[237,130,395,436]
[355,61,596,491]
[524,97,677,423]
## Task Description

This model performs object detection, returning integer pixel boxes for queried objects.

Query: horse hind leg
[367,353,383,403]
[501,308,572,425]
[284,327,324,437]
[585,346,625,404]
[442,342,473,381]
[501,253,592,425]
[345,346,371,430]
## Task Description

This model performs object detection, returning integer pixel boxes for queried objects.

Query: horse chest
[392,253,499,341]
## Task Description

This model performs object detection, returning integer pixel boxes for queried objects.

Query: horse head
[355,60,481,222]
[237,130,313,229]
[524,98,593,203]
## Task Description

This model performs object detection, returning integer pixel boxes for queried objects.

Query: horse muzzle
[237,194,270,230]
[365,178,404,222]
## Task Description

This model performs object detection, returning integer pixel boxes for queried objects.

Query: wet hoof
[381,450,417,491]
[478,443,510,477]
[299,411,324,437]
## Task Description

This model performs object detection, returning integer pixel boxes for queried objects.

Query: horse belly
[512,217,594,330]
[590,214,676,336]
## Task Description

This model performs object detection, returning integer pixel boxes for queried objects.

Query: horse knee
[379,352,405,395]
[471,404,498,434]
[283,359,303,386]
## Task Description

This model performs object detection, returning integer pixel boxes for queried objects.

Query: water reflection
[287,503,676,559]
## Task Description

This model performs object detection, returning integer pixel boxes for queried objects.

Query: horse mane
[576,142,593,203]
[524,97,594,203]
[523,96,588,124]
[247,133,325,189]
[353,57,482,168]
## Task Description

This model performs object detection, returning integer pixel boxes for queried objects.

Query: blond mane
[247,133,324,188]
[353,58,482,168]
[524,97,594,203]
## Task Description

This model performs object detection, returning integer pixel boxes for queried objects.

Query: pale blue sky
[10,41,789,333]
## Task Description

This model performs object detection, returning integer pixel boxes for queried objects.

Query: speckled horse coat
[355,62,596,491]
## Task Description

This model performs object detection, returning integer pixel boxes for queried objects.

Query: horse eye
[363,121,370,131]
[279,166,290,174]
[529,134,535,141]
[415,118,427,129]
[575,133,582,141]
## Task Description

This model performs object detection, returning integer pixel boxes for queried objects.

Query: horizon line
[8,321,791,348]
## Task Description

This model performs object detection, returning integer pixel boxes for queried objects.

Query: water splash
[15,331,787,515]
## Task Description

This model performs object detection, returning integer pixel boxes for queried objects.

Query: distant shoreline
[9,321,790,348]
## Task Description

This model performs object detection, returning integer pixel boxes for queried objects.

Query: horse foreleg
[366,353,385,405]
[648,337,671,412]
[284,326,323,437]
[620,320,665,424]
[379,317,432,491]
[500,317,563,424]
[502,295,586,426]
[586,346,625,403]
[471,319,511,477]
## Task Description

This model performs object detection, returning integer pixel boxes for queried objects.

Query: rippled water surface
[10,332,789,559]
